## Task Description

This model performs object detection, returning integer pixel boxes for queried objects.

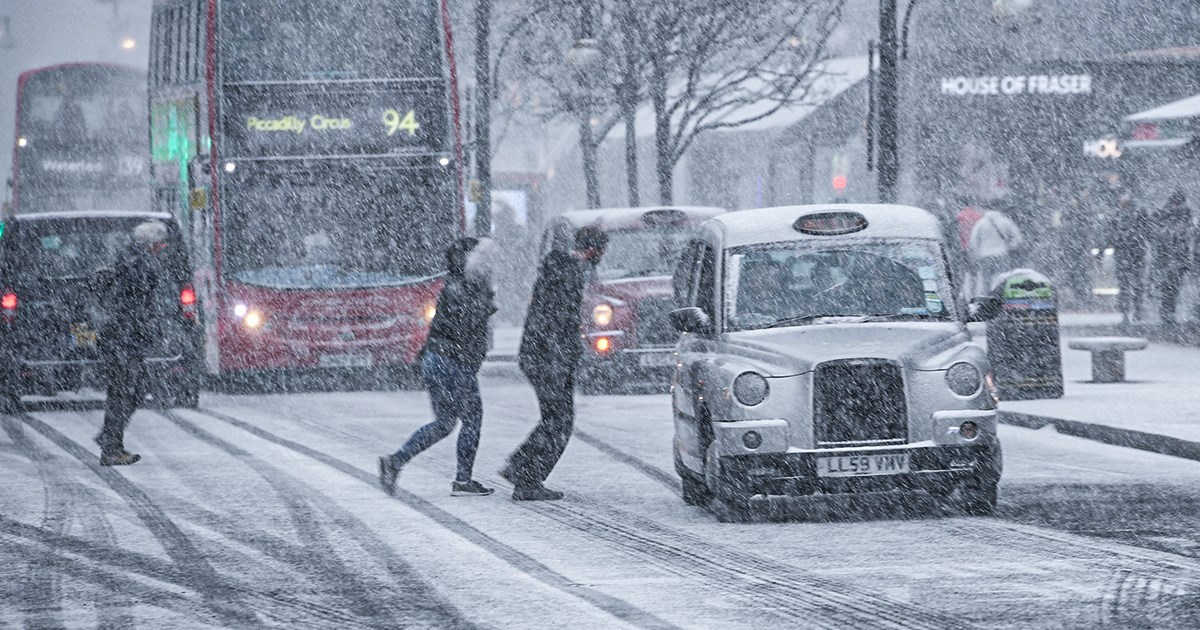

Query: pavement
[486,312,1200,465]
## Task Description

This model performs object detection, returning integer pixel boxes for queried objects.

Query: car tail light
[594,336,612,353]
[1,290,17,324]
[180,284,197,321]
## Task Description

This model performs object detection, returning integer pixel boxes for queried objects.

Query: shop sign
[940,74,1092,97]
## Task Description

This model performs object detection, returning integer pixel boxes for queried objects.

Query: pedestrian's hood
[721,322,973,376]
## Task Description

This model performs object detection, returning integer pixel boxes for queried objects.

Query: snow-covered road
[2,377,1199,628]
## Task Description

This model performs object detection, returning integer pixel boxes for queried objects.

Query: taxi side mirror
[670,307,713,335]
[967,296,1002,322]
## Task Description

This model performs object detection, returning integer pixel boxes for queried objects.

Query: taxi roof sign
[792,211,868,236]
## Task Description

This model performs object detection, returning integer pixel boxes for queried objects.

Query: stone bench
[1067,337,1149,383]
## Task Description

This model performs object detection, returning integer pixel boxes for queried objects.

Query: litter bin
[985,269,1063,400]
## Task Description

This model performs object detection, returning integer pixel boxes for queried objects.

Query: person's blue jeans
[392,351,483,482]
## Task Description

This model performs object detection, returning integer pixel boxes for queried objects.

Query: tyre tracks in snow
[199,403,965,630]
[11,409,462,628]
[157,410,473,629]
[191,406,683,630]
[555,409,1200,628]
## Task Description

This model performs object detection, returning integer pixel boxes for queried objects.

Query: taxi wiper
[863,312,946,322]
[765,314,858,328]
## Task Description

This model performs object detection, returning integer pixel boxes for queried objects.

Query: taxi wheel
[680,474,712,506]
[960,477,998,516]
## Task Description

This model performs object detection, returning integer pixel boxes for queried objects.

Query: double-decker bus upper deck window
[221,0,441,82]
[16,67,150,213]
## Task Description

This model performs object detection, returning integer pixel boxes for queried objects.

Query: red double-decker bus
[11,63,150,215]
[149,0,464,380]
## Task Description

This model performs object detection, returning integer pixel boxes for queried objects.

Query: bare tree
[636,0,843,204]
[500,1,622,209]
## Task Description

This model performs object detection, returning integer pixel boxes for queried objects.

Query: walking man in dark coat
[95,221,169,466]
[1106,191,1149,323]
[380,237,499,497]
[1153,191,1193,326]
[502,225,607,501]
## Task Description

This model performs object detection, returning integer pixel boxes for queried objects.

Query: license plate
[69,324,97,348]
[319,353,373,368]
[817,453,910,477]
[638,352,674,367]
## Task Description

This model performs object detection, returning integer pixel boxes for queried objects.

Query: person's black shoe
[512,484,564,501]
[100,451,141,466]
[451,480,495,497]
[379,456,400,496]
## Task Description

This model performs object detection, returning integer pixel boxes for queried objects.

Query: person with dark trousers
[502,225,607,501]
[95,221,169,466]
[380,237,499,497]
[1154,191,1193,326]
[1106,191,1149,324]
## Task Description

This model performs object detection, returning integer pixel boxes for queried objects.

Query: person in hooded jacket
[380,237,498,497]
[1153,191,1194,326]
[968,209,1024,295]
[1105,191,1149,323]
[501,225,607,501]
[95,221,169,466]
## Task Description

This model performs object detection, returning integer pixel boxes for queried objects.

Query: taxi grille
[813,359,908,447]
[635,297,678,347]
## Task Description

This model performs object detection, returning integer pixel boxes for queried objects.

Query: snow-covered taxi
[669,204,1003,520]
[539,206,725,392]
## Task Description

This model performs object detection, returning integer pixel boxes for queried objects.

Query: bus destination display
[223,83,446,158]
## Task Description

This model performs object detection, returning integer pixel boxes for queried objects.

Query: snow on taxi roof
[558,206,726,231]
[710,204,943,248]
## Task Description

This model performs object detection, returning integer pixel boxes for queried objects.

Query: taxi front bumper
[714,443,1000,497]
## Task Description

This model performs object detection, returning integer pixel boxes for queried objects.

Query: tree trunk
[649,61,673,205]
[473,0,493,236]
[580,117,601,208]
[621,84,639,207]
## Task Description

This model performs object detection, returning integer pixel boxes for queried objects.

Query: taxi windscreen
[595,228,692,281]
[725,240,955,331]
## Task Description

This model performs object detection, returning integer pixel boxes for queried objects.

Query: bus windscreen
[221,0,442,83]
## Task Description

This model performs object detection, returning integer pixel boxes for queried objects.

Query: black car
[0,211,202,410]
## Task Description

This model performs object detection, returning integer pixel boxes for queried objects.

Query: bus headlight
[243,310,265,330]
[732,372,769,406]
[592,303,613,327]
[946,362,982,397]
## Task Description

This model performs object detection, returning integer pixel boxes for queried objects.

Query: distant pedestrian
[968,209,1024,295]
[95,221,170,466]
[379,237,499,497]
[1152,191,1193,325]
[501,225,608,501]
[1105,192,1149,323]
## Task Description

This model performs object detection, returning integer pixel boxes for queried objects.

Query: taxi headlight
[592,303,614,327]
[732,372,769,406]
[946,362,982,396]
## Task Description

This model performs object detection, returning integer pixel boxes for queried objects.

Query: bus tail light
[180,284,197,321]
[594,336,612,354]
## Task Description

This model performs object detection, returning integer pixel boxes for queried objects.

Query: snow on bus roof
[711,204,943,248]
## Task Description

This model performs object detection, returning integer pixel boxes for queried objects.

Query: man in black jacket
[502,225,607,501]
[380,237,499,497]
[95,221,169,466]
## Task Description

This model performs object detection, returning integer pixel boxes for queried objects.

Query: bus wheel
[387,364,423,390]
